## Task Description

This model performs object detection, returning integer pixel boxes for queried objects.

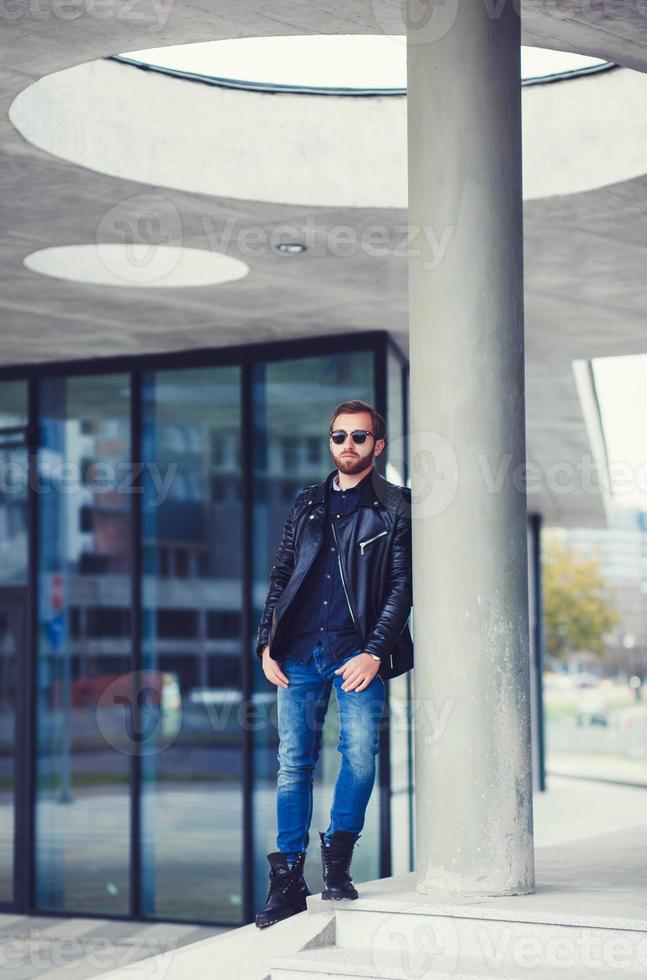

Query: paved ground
[0,915,228,979]
[1,774,646,978]
[533,772,647,848]
[549,750,647,787]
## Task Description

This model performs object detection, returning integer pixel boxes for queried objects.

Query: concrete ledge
[93,908,334,980]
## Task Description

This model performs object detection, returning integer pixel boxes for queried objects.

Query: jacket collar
[308,466,389,508]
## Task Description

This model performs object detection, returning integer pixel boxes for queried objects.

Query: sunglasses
[329,429,375,445]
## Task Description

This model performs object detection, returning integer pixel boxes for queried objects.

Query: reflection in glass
[385,349,413,875]
[35,375,131,914]
[252,351,376,907]
[0,380,29,904]
[141,367,243,923]
[542,512,647,788]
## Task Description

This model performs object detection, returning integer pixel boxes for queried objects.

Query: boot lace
[267,854,305,899]
[323,838,359,880]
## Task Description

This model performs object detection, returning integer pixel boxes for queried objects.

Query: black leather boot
[319,830,360,900]
[255,850,311,928]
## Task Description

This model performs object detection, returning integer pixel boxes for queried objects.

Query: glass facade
[0,333,413,925]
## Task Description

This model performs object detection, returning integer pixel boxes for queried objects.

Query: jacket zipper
[331,521,360,635]
[359,529,388,555]
[333,523,396,671]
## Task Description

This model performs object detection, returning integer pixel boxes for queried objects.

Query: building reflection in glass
[141,367,244,923]
[35,375,131,915]
[0,381,29,904]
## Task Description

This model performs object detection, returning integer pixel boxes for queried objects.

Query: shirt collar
[332,468,371,493]
[309,466,386,509]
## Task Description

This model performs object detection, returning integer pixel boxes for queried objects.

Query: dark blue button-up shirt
[282,469,371,666]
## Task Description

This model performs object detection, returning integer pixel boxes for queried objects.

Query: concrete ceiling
[3,1,647,527]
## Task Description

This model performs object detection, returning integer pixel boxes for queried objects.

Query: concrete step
[270,942,647,979]
[303,886,647,974]
[291,890,647,978]
[332,905,647,975]
[335,905,647,964]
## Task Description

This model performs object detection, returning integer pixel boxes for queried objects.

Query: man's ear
[375,439,385,457]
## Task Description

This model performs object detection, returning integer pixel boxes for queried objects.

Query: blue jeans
[275,641,385,862]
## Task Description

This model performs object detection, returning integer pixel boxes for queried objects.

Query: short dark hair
[329,400,386,442]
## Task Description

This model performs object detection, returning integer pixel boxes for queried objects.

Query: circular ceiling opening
[115,34,610,95]
[117,35,408,94]
[10,36,627,209]
[24,245,250,288]
[520,47,609,83]
[114,36,611,94]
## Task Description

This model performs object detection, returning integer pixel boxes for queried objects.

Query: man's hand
[334,652,381,692]
[261,644,289,688]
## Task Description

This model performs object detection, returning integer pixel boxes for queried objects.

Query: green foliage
[542,534,619,662]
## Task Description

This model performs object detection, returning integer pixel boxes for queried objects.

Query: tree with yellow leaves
[542,535,619,663]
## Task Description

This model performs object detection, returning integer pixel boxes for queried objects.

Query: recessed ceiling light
[275,242,307,254]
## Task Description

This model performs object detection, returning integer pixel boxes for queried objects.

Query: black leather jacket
[256,466,413,681]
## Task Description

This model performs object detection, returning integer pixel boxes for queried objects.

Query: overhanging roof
[3,1,647,527]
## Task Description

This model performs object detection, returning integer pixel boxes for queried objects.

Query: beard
[333,446,374,475]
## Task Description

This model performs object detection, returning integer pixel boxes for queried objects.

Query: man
[254,399,413,929]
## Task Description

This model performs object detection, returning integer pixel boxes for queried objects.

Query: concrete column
[407,0,535,896]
